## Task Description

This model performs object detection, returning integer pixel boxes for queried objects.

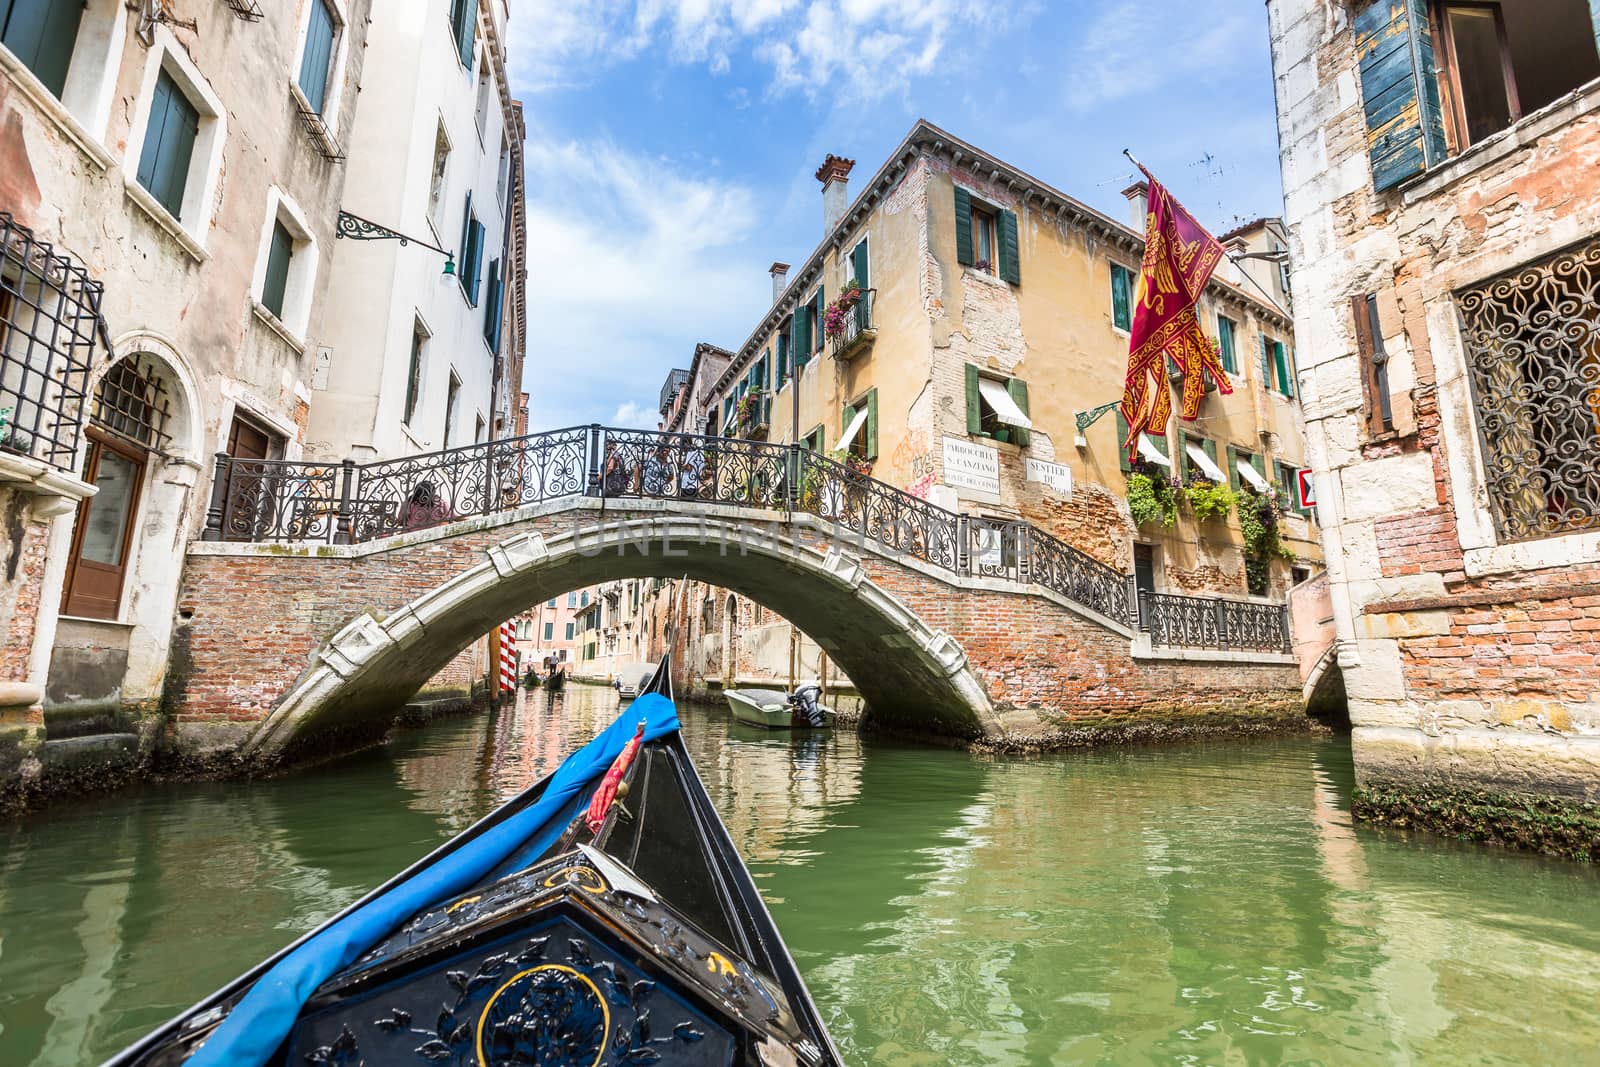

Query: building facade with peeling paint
[1268,0,1600,815]
[0,0,375,784]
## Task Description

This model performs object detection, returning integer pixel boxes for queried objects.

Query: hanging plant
[823,282,863,341]
[735,392,761,429]
[831,447,872,479]
[1127,471,1177,528]
[1182,479,1236,521]
[1238,489,1295,595]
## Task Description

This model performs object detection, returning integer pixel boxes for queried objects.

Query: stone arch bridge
[173,426,1303,762]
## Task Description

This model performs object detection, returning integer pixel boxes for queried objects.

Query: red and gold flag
[1121,165,1231,459]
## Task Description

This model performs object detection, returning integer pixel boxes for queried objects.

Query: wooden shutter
[466,218,485,305]
[262,221,294,318]
[1258,333,1273,387]
[1251,452,1266,489]
[1116,410,1133,473]
[1111,265,1131,331]
[840,400,854,454]
[1274,341,1293,398]
[454,0,476,68]
[777,332,789,384]
[954,187,974,266]
[852,239,869,288]
[866,389,878,459]
[1351,293,1394,435]
[1217,314,1236,372]
[1226,444,1239,492]
[459,192,474,268]
[298,0,336,112]
[2,0,85,97]
[1355,0,1446,192]
[965,363,981,434]
[138,71,200,217]
[813,286,825,352]
[794,306,811,364]
[1006,378,1030,448]
[998,209,1021,284]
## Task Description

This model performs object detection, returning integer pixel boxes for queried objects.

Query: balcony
[827,287,877,361]
[735,391,772,440]
[0,213,102,513]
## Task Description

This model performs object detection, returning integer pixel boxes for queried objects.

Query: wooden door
[61,432,146,619]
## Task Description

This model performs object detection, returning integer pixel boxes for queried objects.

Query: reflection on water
[3,683,1600,1065]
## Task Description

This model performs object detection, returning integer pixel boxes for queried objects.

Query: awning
[1185,443,1228,483]
[1136,434,1171,468]
[1238,459,1270,491]
[977,378,1033,429]
[832,406,870,452]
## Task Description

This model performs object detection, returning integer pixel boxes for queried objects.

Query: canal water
[3,685,1600,1066]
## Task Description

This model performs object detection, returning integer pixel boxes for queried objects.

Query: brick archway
[178,504,1003,761]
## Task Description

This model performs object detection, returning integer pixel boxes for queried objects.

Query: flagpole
[1124,148,1286,310]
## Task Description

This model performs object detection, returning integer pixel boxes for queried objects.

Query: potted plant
[735,392,761,431]
[824,282,863,342]
[1126,457,1178,528]
[1182,478,1236,521]
[973,259,992,273]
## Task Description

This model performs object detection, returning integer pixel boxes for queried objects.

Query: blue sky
[506,1,1285,430]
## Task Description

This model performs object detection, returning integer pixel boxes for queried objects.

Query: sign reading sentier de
[1297,468,1317,511]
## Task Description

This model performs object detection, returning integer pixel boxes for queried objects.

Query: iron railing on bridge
[201,424,1287,653]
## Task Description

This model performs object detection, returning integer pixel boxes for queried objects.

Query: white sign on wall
[1025,458,1073,497]
[942,437,1001,496]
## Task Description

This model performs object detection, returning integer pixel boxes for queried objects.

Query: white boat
[725,685,833,730]
[615,662,657,701]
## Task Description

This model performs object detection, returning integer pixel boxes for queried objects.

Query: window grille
[92,356,172,453]
[221,0,265,20]
[0,213,105,471]
[1457,236,1600,542]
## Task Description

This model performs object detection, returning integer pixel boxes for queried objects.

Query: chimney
[1121,179,1150,231]
[769,262,790,301]
[816,154,855,233]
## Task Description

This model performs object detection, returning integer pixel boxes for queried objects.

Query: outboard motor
[789,683,826,727]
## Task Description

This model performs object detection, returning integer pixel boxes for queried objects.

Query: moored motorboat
[725,684,833,730]
[102,656,840,1067]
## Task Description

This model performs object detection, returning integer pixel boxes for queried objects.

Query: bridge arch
[240,514,1001,759]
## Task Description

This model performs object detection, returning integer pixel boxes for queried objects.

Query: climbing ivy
[1238,490,1294,595]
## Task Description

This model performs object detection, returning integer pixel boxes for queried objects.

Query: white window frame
[402,314,431,430]
[121,27,227,250]
[250,187,319,341]
[426,116,453,237]
[474,53,492,147]
[845,235,869,288]
[290,0,352,133]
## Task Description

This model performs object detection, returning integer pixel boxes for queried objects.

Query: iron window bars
[0,213,106,471]
[92,355,172,453]
[221,0,265,20]
[201,425,1288,652]
[1457,235,1600,543]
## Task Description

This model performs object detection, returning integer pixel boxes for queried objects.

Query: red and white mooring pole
[498,620,518,692]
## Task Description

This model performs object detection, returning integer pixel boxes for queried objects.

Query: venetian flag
[1121,164,1232,458]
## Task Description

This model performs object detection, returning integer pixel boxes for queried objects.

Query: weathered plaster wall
[1269,0,1600,802]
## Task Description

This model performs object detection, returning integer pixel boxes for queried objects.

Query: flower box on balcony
[827,287,877,361]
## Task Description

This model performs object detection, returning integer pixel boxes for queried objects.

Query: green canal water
[3,684,1600,1066]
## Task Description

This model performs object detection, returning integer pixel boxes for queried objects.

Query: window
[483,258,504,351]
[547,598,557,607]
[1229,446,1270,497]
[838,389,878,460]
[847,236,870,290]
[474,413,485,444]
[1,0,83,96]
[449,0,476,68]
[458,193,484,305]
[1276,460,1298,510]
[137,68,200,218]
[580,591,589,607]
[1457,235,1600,542]
[544,622,554,642]
[261,221,293,320]
[953,186,1020,282]
[404,320,426,426]
[964,365,1031,447]
[1435,1,1600,150]
[1110,263,1136,332]
[1181,434,1224,486]
[474,54,492,140]
[444,370,461,446]
[297,0,338,114]
[565,622,575,641]
[1351,293,1394,436]
[791,306,812,369]
[1217,314,1239,374]
[801,424,825,452]
[496,141,511,204]
[1259,334,1294,398]
[1115,409,1171,474]
[1133,544,1156,624]
[811,287,825,355]
[776,332,790,387]
[427,121,451,229]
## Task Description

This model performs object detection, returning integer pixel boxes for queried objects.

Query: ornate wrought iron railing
[1139,591,1291,653]
[828,288,876,358]
[201,424,1289,650]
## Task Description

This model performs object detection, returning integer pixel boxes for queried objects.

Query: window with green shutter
[1258,333,1273,390]
[298,0,337,114]
[1354,0,1448,191]
[850,238,869,288]
[1273,340,1293,398]
[954,186,974,266]
[964,365,1031,446]
[776,332,789,387]
[449,0,476,68]
[458,194,484,306]
[483,258,504,352]
[261,221,294,319]
[136,69,201,218]
[997,208,1020,284]
[1217,314,1238,373]
[1,0,84,98]
[841,389,878,460]
[811,287,825,355]
[1110,263,1134,332]
[793,305,812,367]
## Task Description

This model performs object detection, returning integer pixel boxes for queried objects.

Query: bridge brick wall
[172,503,1302,759]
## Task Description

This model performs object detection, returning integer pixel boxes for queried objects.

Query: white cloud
[1061,2,1256,113]
[612,401,656,428]
[508,0,1007,100]
[518,132,768,427]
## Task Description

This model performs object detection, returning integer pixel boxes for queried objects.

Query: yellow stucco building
[675,121,1321,604]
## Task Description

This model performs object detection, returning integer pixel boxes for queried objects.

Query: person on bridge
[400,481,452,531]
[643,442,673,496]
[602,444,633,496]
[679,438,705,500]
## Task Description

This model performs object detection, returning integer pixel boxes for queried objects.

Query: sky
[504,0,1286,431]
